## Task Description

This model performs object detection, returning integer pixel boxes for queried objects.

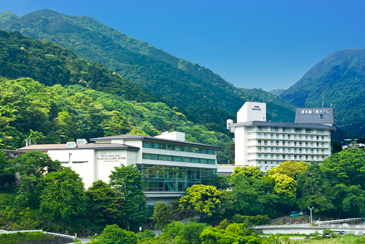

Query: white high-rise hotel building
[224,102,336,173]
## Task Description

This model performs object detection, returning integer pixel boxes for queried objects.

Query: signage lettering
[97,154,126,163]
[252,106,261,111]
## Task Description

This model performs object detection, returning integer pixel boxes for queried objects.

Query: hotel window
[299,142,302,146]
[270,141,274,145]
[282,155,285,159]
[282,141,285,146]
[288,141,291,146]
[264,147,267,152]
[258,147,262,152]
[294,155,297,160]
[264,133,268,138]
[276,141,279,146]
[271,154,274,159]
[322,136,324,141]
[282,134,285,139]
[276,147,279,152]
[277,162,280,165]
[276,155,279,159]
[305,129,311,133]
[271,127,279,132]
[306,156,308,160]
[299,135,303,139]
[264,161,267,164]
[264,154,268,159]
[316,136,319,140]
[258,140,262,145]
[258,133,262,138]
[288,135,291,139]
[258,161,261,164]
[321,143,324,147]
[276,134,279,139]
[311,136,313,140]
[294,142,297,146]
[288,148,291,152]
[322,149,324,153]
[305,136,308,140]
[294,148,297,153]
[282,148,285,152]
[270,148,274,152]
[264,140,268,145]
[258,154,261,159]
[270,134,274,138]
[299,149,302,153]
[306,142,308,146]
[295,128,302,133]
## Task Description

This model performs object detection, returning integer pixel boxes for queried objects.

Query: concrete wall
[237,102,266,123]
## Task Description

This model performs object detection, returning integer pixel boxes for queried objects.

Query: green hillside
[280,49,365,136]
[0,9,296,130]
[0,30,159,103]
[0,11,18,26]
[0,77,233,162]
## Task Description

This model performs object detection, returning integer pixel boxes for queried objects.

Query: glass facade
[137,164,216,192]
[143,153,215,164]
[142,141,215,155]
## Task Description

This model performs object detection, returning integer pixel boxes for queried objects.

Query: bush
[0,232,54,244]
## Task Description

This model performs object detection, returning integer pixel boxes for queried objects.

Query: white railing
[0,230,75,239]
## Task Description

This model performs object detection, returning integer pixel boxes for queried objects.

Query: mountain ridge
[0,9,296,131]
[280,48,365,136]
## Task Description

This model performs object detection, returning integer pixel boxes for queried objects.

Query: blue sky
[1,0,364,91]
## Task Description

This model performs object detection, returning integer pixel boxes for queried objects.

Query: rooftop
[17,143,140,152]
[90,134,219,149]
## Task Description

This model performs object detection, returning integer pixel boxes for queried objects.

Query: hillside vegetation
[0,77,232,162]
[280,49,365,136]
[0,30,159,103]
[0,9,296,131]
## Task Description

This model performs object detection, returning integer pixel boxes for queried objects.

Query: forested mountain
[0,11,18,26]
[280,49,365,137]
[0,9,296,131]
[0,77,233,162]
[0,30,160,103]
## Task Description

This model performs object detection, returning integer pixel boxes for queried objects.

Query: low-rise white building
[220,102,336,174]
[17,131,218,203]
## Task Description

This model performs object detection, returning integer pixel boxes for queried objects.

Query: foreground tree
[266,161,308,180]
[109,165,146,231]
[40,167,87,223]
[231,174,278,216]
[152,201,171,229]
[231,166,262,180]
[0,150,15,188]
[180,185,222,218]
[86,180,125,226]
[11,151,61,208]
[90,224,137,244]
[268,173,296,206]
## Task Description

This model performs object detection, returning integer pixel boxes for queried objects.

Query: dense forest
[0,30,160,103]
[280,49,365,137]
[0,9,297,133]
[0,76,233,162]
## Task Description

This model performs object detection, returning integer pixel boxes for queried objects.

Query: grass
[286,235,365,243]
[0,232,54,244]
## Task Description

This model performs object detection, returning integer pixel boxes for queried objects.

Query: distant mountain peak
[0,10,19,25]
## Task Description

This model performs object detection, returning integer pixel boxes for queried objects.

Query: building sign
[252,106,261,111]
[97,154,126,163]
[300,109,330,114]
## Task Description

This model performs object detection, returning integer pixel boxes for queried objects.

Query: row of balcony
[251,134,329,141]
[249,142,328,148]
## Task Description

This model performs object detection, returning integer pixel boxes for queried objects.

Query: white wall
[48,149,95,189]
[237,102,266,122]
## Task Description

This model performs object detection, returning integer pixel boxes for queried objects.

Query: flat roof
[17,143,140,152]
[231,121,336,130]
[90,134,219,149]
